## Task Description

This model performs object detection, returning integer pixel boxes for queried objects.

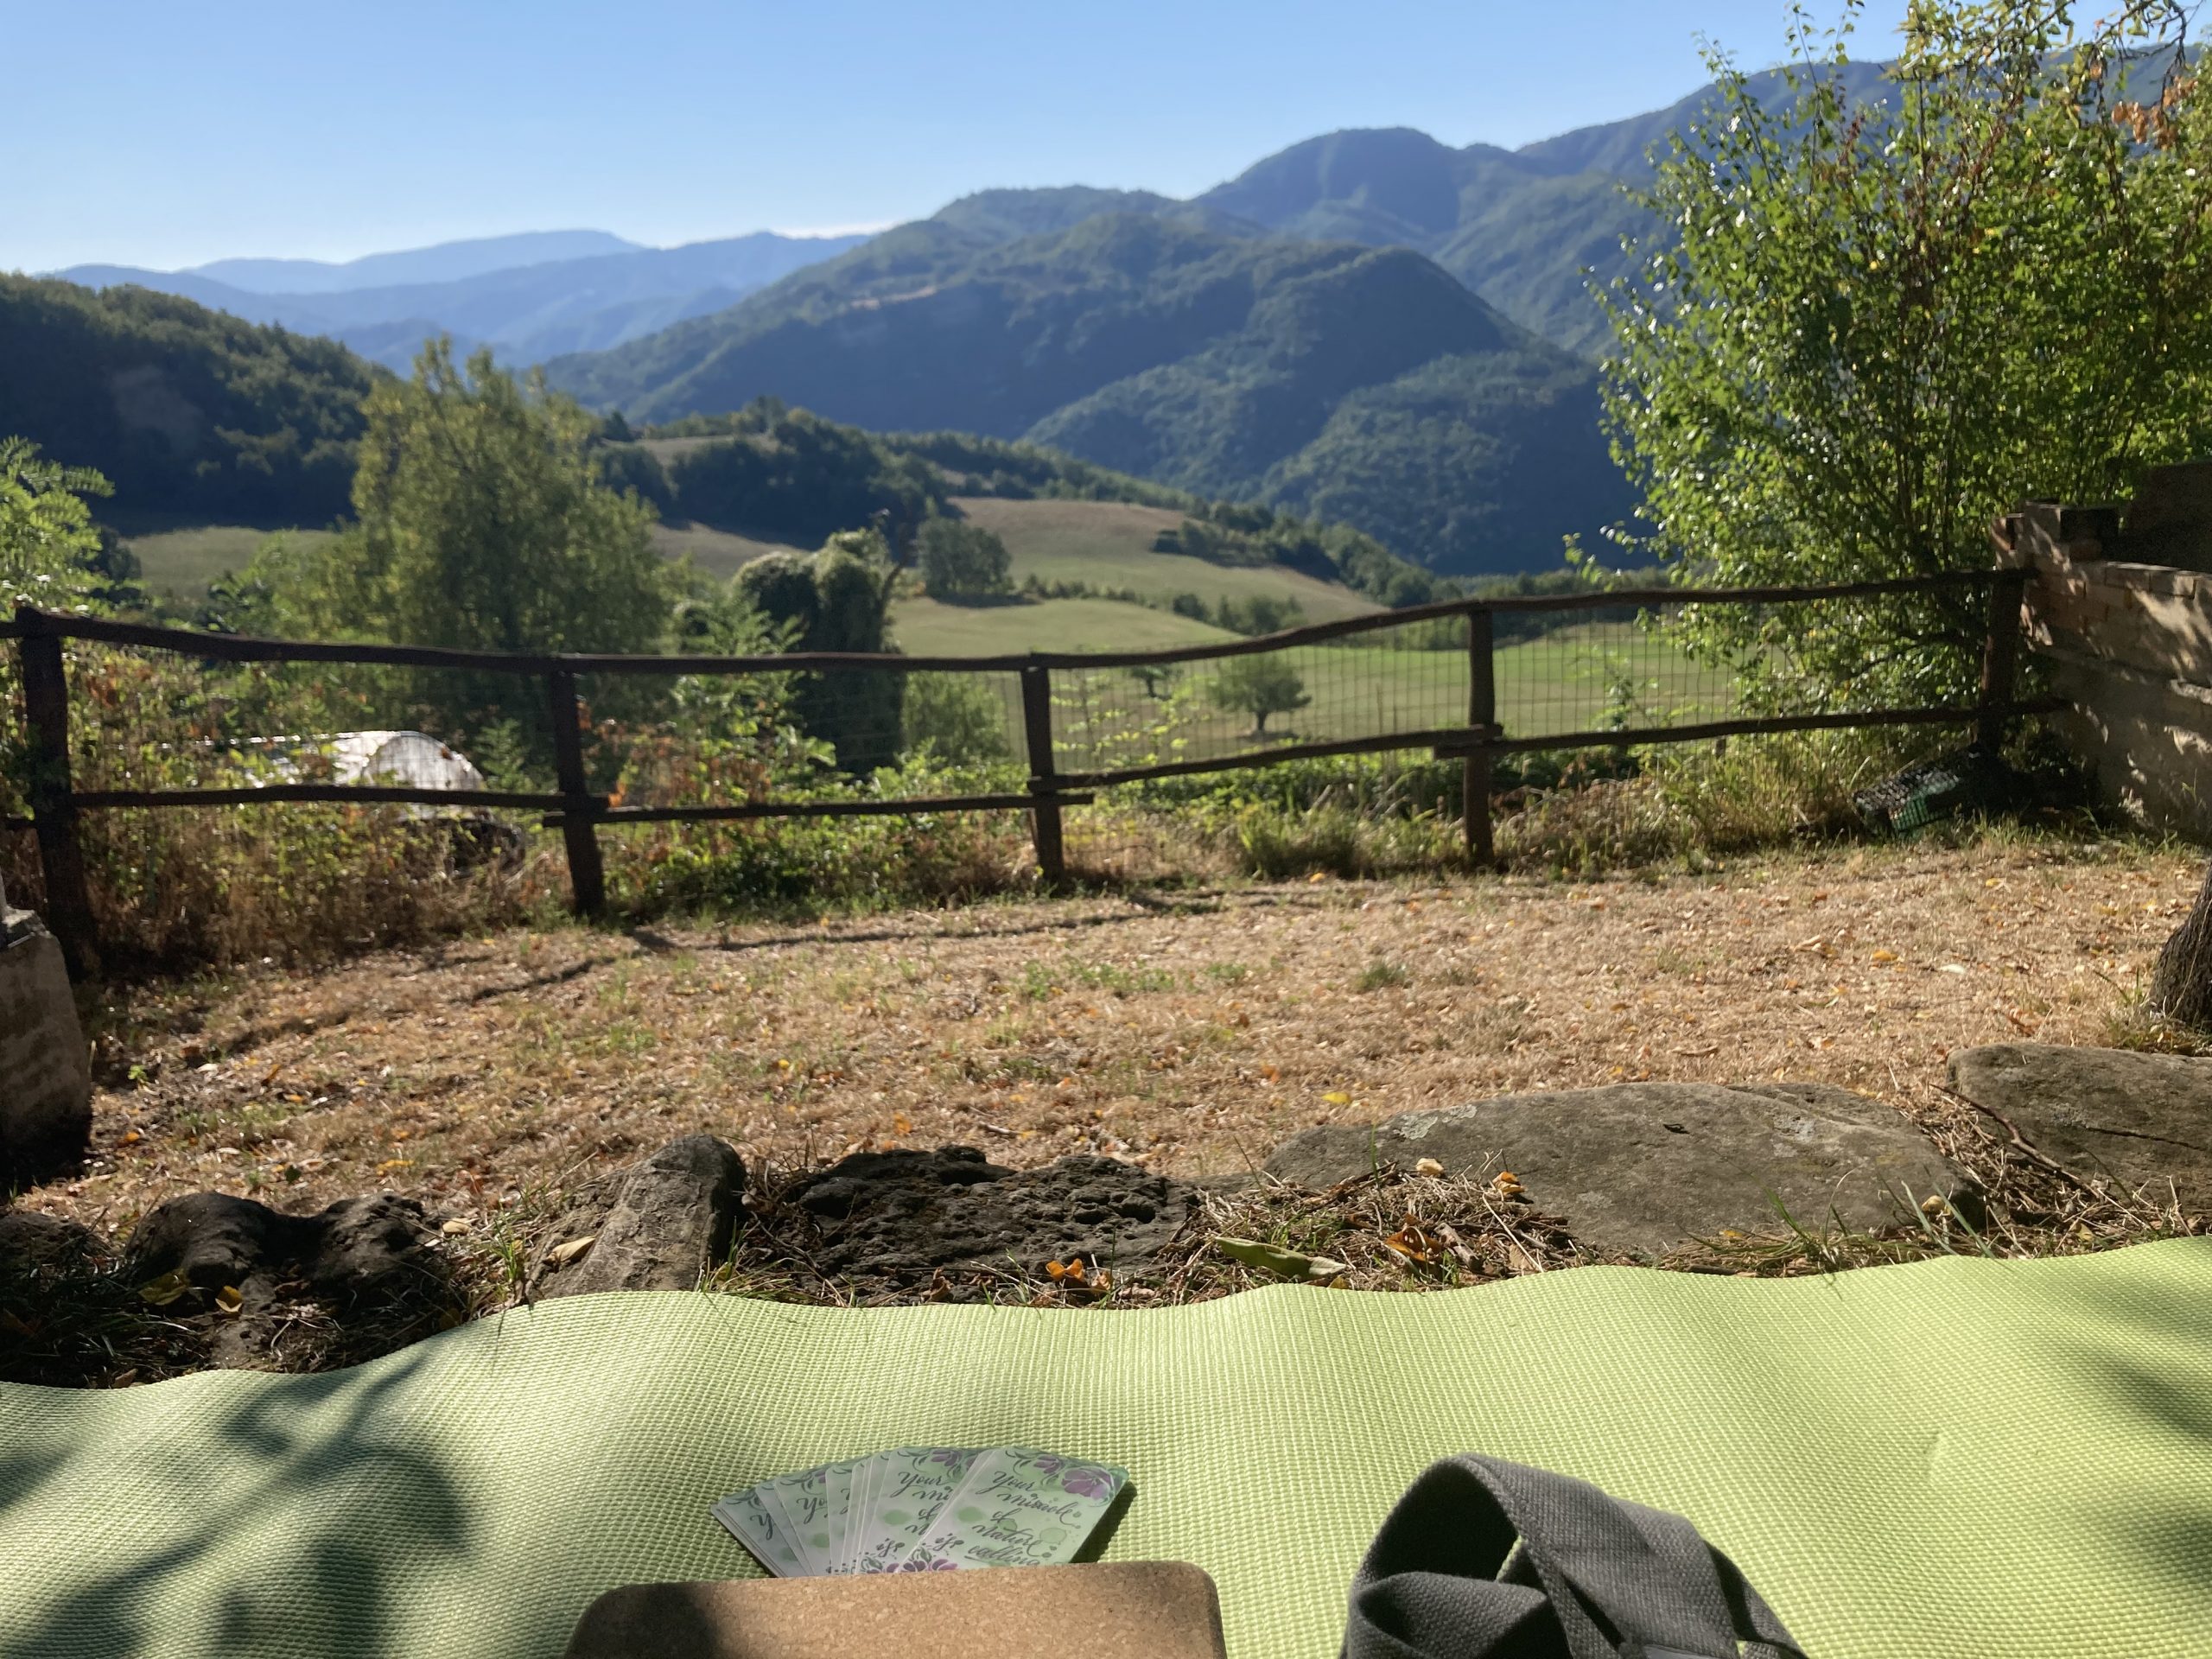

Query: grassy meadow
[111,518,340,601]
[947,496,1381,625]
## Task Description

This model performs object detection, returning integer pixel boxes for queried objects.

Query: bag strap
[1345,1456,1805,1659]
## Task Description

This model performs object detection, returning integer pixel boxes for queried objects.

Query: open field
[892,594,1242,655]
[111,521,340,601]
[647,519,799,582]
[949,496,1380,624]
[26,834,2202,1252]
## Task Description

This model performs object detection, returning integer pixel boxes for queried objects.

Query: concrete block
[0,908,92,1185]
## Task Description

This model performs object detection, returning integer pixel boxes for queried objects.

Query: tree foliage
[262,340,671,741]
[918,518,1013,599]
[1210,655,1312,736]
[0,439,113,611]
[734,528,904,771]
[1601,0,2212,707]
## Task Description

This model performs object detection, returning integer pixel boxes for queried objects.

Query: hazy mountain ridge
[52,232,868,370]
[188,229,646,294]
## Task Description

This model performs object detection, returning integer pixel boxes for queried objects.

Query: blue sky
[8,2,1914,273]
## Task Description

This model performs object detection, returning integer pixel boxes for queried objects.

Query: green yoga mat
[3,1241,2210,1659]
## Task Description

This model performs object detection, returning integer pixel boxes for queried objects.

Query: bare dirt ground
[27,831,2204,1249]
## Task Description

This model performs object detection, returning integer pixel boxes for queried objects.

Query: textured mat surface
[3,1242,2211,1659]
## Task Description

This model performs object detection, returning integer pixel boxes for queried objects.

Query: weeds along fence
[3,569,2037,974]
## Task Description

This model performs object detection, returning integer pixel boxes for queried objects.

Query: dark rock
[1948,1042,2212,1209]
[307,1193,447,1306]
[782,1148,1197,1286]
[124,1192,320,1289]
[0,909,93,1185]
[1266,1081,1967,1257]
[0,1207,103,1274]
[122,1190,448,1367]
[547,1134,747,1296]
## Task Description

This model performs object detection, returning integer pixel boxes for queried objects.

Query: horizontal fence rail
[4,567,2041,976]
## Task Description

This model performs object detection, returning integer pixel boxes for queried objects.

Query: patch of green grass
[116,522,340,601]
[1356,960,1413,992]
[648,520,802,582]
[1203,961,1251,986]
[890,595,1240,655]
[950,496,1380,624]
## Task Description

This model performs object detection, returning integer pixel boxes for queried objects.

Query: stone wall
[1997,461,2212,838]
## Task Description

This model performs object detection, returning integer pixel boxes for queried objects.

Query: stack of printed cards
[713,1446,1130,1576]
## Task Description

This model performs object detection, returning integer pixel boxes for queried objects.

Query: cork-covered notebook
[561,1560,1228,1659]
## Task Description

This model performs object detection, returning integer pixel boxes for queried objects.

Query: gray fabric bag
[1343,1455,1807,1659]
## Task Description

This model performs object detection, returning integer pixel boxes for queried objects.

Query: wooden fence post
[546,666,607,918]
[1020,661,1065,886]
[14,607,101,977]
[1976,567,2029,754]
[1464,607,1497,869]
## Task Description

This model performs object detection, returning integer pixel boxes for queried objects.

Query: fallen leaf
[439,1218,471,1237]
[1675,1042,1719,1057]
[1322,1090,1352,1106]
[213,1285,244,1317]
[892,1112,913,1135]
[137,1268,193,1306]
[1216,1236,1348,1283]
[547,1236,596,1268]
[378,1158,414,1172]
[1871,949,1898,964]
[1414,1157,1446,1177]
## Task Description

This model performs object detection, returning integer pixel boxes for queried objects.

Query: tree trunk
[2149,857,2212,1029]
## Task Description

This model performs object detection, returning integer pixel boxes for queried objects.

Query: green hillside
[0,275,375,523]
[891,595,1243,656]
[547,218,1631,575]
[1195,68,1900,355]
[949,497,1379,625]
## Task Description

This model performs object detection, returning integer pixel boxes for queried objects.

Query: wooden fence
[3,567,2037,976]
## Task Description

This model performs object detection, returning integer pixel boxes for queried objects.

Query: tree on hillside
[262,340,671,743]
[1601,0,2212,708]
[917,517,1014,600]
[1211,655,1310,737]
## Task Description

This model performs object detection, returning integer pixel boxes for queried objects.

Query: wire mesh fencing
[3,568,2035,969]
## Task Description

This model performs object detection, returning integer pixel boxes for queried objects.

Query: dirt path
[29,833,2202,1243]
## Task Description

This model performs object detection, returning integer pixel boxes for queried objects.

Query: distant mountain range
[52,231,870,369]
[19,62,1898,575]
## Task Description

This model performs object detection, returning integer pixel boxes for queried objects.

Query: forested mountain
[0,276,375,523]
[53,231,869,370]
[547,214,1630,575]
[1196,64,1895,353]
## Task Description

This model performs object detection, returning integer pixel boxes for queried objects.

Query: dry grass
[24,829,2203,1259]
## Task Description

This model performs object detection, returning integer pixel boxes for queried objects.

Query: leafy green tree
[1601,0,2212,708]
[917,518,1014,599]
[0,439,111,611]
[901,672,1013,765]
[265,340,671,742]
[1211,654,1311,737]
[734,527,904,771]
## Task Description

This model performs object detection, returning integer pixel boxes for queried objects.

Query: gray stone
[547,1134,747,1296]
[1948,1042,2212,1208]
[1265,1081,1967,1257]
[0,909,92,1185]
[783,1147,1197,1289]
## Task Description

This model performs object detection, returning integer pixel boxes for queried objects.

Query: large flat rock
[1948,1043,2212,1208]
[1265,1081,1965,1257]
[785,1147,1197,1291]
